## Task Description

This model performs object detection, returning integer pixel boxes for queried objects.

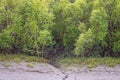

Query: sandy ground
[0,61,120,80]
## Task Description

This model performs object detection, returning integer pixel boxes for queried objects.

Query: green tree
[75,6,108,56]
[52,0,93,56]
[111,0,120,55]
[0,0,16,52]
[13,0,54,56]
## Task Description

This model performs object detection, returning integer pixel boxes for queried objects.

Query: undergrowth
[0,54,120,68]
[0,54,48,63]
[58,57,120,68]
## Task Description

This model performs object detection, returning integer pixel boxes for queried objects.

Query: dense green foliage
[0,0,120,57]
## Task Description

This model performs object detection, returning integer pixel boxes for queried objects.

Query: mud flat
[0,62,120,80]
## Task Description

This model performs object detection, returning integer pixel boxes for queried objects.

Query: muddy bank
[0,62,120,80]
[60,65,120,80]
[0,62,64,80]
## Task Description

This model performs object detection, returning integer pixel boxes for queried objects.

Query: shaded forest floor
[0,54,120,80]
